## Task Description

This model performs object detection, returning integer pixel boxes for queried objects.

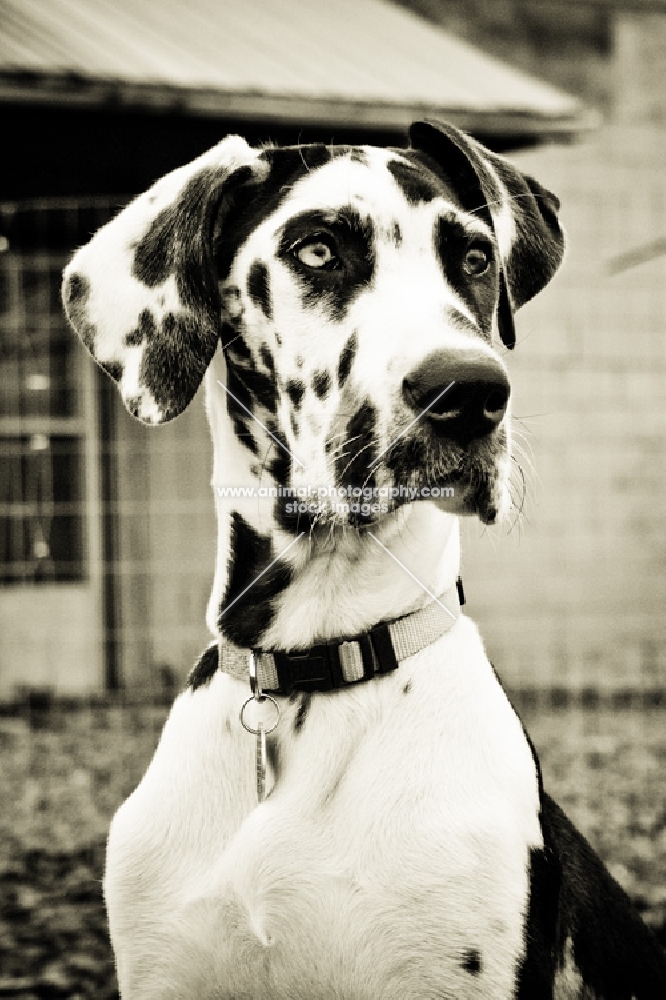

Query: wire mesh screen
[0,197,215,702]
[0,216,87,586]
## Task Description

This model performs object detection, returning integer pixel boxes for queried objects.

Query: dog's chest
[106,620,542,999]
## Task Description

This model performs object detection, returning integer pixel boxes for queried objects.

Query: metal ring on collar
[240,694,280,736]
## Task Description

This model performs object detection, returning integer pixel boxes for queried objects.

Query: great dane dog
[63,120,666,998]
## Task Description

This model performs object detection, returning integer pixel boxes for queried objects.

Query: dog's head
[63,121,563,529]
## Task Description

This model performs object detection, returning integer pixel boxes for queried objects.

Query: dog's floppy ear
[409,120,564,349]
[62,136,268,423]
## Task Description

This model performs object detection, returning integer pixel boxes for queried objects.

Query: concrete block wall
[460,124,666,691]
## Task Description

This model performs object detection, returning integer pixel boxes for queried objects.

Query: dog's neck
[205,359,461,651]
[258,506,461,651]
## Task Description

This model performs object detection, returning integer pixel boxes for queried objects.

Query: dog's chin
[432,493,499,525]
[429,463,506,521]
[301,483,502,543]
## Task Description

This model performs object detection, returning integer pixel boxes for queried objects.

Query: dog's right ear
[62,136,268,424]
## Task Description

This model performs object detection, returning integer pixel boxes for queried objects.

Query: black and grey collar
[217,579,464,696]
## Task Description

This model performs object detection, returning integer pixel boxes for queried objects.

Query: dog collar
[218,579,464,696]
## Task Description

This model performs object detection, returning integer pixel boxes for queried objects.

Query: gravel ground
[1,700,665,998]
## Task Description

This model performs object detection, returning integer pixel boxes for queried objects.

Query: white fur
[106,613,542,999]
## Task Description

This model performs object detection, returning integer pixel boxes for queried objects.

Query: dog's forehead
[256,145,472,236]
[284,146,408,204]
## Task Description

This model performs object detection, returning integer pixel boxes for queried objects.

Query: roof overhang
[0,0,596,144]
[0,72,597,142]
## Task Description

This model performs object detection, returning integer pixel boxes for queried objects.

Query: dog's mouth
[277,427,508,536]
[370,423,508,525]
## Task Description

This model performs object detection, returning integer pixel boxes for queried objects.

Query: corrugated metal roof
[0,0,592,136]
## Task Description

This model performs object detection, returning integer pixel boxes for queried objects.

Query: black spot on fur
[275,332,283,347]
[138,311,212,420]
[225,365,259,454]
[226,363,253,414]
[403,680,412,694]
[259,344,275,371]
[392,222,403,247]
[286,379,305,409]
[293,693,311,733]
[235,364,277,414]
[188,644,219,690]
[225,332,252,362]
[290,412,299,436]
[349,148,368,165]
[99,360,123,382]
[247,260,273,320]
[79,323,97,352]
[124,308,157,347]
[277,207,375,322]
[435,215,498,339]
[62,271,89,314]
[312,370,331,399]
[218,512,293,647]
[62,273,96,351]
[220,286,243,324]
[337,332,357,388]
[265,143,332,173]
[383,434,428,480]
[461,949,482,975]
[238,425,259,452]
[125,396,141,418]
[220,321,236,347]
[386,158,442,204]
[335,400,377,507]
[233,419,259,455]
[267,431,291,486]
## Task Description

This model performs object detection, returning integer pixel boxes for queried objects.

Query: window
[0,210,89,584]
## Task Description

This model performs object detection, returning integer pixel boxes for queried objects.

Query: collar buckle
[273,642,345,695]
[270,622,400,696]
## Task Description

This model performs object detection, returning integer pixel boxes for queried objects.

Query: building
[0,0,593,697]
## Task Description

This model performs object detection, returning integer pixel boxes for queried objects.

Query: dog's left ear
[409,120,565,349]
[62,136,269,423]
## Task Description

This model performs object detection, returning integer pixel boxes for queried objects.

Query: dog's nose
[402,349,510,444]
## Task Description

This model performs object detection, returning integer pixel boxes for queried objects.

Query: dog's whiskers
[507,456,527,534]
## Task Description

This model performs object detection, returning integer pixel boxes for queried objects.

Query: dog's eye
[463,245,491,277]
[293,237,338,270]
